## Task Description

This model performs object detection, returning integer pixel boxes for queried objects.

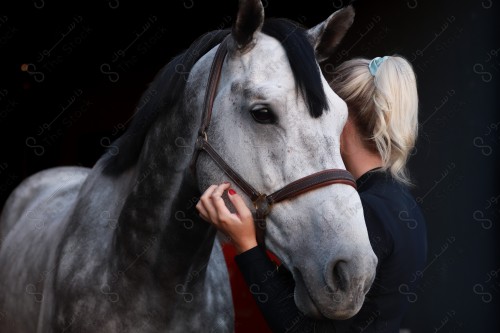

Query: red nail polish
[228,189,236,195]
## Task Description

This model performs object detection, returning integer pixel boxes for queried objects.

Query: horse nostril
[327,260,349,292]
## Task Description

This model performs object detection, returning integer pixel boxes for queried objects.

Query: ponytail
[331,56,419,185]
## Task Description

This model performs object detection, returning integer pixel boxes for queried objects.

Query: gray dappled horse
[0,1,377,332]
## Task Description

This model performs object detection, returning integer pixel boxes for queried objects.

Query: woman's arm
[234,245,331,332]
[196,184,336,333]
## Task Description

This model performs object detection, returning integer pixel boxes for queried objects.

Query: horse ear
[306,5,355,63]
[231,0,265,52]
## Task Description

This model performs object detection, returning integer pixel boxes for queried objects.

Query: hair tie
[368,56,389,76]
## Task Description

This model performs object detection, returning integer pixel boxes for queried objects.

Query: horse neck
[112,104,215,285]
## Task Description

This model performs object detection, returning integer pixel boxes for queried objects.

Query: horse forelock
[101,29,231,176]
[261,18,329,119]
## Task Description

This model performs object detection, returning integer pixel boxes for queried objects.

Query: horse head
[190,0,377,320]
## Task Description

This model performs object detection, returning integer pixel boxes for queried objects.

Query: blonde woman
[196,55,428,333]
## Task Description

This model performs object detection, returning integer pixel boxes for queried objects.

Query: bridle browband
[190,36,357,247]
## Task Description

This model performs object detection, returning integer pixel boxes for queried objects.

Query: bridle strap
[199,37,230,137]
[190,36,358,248]
[268,169,356,204]
[190,36,230,175]
[196,137,262,201]
[253,169,356,247]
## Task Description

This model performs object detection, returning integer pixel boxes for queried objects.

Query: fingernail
[223,181,230,185]
[228,189,236,195]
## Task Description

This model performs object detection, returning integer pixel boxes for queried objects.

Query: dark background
[0,0,499,332]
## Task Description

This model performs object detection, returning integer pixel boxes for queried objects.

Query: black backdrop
[0,0,499,332]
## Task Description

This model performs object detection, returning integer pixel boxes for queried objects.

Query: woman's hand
[196,183,258,254]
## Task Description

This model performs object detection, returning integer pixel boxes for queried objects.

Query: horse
[0,1,377,332]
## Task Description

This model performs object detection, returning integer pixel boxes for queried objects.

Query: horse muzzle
[291,249,377,320]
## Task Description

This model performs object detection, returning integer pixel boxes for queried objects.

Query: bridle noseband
[190,37,357,247]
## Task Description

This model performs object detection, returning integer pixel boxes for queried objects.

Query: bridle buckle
[253,194,273,219]
[195,132,208,150]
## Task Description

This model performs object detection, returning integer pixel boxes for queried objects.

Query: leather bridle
[190,37,357,247]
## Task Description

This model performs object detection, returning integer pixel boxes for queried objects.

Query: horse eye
[250,108,276,124]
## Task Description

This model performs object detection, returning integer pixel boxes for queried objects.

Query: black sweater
[234,170,428,332]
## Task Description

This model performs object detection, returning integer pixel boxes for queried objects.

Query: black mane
[261,18,328,118]
[102,18,328,175]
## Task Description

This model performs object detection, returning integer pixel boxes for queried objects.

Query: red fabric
[222,243,273,333]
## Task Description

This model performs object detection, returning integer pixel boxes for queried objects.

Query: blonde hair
[331,56,419,185]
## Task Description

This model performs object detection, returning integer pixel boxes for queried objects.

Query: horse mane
[102,18,327,175]
[101,29,231,175]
